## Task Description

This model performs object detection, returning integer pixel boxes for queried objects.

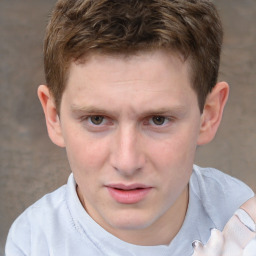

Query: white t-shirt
[5,165,254,256]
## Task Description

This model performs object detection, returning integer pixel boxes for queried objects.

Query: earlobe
[37,85,65,148]
[197,82,229,145]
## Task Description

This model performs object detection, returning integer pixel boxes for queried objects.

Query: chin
[106,210,156,231]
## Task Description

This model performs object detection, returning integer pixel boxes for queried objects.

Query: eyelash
[80,115,173,128]
[80,115,110,126]
[88,116,106,125]
[148,116,172,126]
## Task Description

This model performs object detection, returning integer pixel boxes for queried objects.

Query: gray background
[0,0,255,254]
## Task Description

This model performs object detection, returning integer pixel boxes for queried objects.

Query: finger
[192,240,204,256]
[205,229,224,256]
[243,237,256,256]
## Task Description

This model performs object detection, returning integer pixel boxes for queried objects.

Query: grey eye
[90,116,104,125]
[152,116,166,125]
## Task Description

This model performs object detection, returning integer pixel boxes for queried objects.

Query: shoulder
[192,165,254,199]
[21,182,68,222]
[191,165,254,229]
[5,183,68,255]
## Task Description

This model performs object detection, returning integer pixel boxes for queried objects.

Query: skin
[38,49,229,246]
[192,196,256,256]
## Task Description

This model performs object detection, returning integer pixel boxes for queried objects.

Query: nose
[110,125,146,177]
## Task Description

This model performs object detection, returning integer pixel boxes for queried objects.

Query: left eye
[150,116,169,126]
[89,116,105,125]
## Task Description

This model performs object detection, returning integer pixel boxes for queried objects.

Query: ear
[38,85,65,147]
[197,82,229,145]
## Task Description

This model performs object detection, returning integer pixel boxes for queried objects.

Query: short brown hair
[44,0,223,113]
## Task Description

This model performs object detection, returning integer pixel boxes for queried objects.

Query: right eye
[88,115,105,125]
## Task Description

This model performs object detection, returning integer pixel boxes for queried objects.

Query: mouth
[106,184,152,204]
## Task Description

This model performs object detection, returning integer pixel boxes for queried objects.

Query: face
[53,50,204,242]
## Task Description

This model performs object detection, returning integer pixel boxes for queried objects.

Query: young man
[5,0,255,255]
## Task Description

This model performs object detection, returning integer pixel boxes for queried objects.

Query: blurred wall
[0,0,255,255]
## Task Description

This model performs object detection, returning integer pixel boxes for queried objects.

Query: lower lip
[107,187,152,204]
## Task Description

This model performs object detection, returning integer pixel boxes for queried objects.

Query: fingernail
[210,228,220,235]
[235,209,256,232]
[192,240,203,248]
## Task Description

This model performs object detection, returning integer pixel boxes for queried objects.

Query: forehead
[68,49,191,87]
[63,49,197,113]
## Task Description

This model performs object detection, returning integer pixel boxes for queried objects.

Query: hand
[192,196,256,256]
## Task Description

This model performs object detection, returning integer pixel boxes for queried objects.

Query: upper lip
[106,183,152,190]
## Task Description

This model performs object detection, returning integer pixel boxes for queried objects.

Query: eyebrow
[70,104,188,117]
[70,104,112,114]
[137,107,188,120]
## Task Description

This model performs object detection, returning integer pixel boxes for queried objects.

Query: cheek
[151,133,197,167]
[65,134,109,173]
[148,132,197,191]
[65,136,109,193]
